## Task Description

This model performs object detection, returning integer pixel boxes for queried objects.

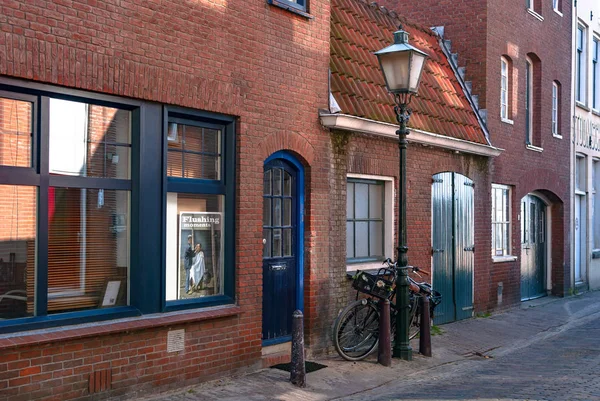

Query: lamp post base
[393,345,413,361]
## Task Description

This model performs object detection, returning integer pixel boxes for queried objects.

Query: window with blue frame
[0,89,133,322]
[164,108,235,306]
[346,179,384,263]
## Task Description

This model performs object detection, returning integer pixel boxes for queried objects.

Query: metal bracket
[463,246,475,252]
[432,248,445,255]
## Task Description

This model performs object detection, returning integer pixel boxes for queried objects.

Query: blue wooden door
[520,195,546,301]
[262,159,297,343]
[432,172,474,324]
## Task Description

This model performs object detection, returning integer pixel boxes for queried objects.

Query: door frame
[263,151,305,322]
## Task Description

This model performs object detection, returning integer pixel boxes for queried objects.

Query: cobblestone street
[140,291,600,401]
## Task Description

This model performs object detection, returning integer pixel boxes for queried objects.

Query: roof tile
[330,0,487,145]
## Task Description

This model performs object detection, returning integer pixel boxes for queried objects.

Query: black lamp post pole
[393,96,412,361]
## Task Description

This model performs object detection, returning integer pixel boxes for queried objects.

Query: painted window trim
[491,183,512,258]
[552,0,562,16]
[0,81,139,334]
[501,57,510,121]
[162,106,236,313]
[577,23,587,105]
[552,81,561,138]
[527,8,544,21]
[346,173,394,271]
[266,0,313,19]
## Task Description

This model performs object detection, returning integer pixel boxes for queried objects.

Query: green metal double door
[432,172,474,325]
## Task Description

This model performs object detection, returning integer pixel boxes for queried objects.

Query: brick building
[0,0,335,399]
[572,0,600,292]
[321,0,500,327]
[379,0,573,307]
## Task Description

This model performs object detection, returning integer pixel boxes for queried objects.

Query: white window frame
[593,35,599,111]
[576,24,587,106]
[552,81,561,138]
[500,57,512,123]
[346,173,394,272]
[492,184,515,262]
[552,0,562,16]
[526,58,533,144]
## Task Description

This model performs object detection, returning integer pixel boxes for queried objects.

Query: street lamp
[375,26,428,361]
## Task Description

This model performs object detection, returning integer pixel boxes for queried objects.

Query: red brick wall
[379,0,572,308]
[0,0,332,399]
[335,131,493,313]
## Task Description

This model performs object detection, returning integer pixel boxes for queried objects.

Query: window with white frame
[492,184,511,257]
[593,159,600,250]
[577,24,587,104]
[526,59,533,144]
[527,0,541,16]
[346,175,394,266]
[552,0,561,13]
[593,36,599,110]
[552,81,561,136]
[501,57,510,121]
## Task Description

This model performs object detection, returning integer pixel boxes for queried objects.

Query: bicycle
[333,259,442,361]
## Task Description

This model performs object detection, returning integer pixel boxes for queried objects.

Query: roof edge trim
[320,113,503,157]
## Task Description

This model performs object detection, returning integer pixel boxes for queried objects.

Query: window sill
[501,117,514,125]
[267,0,314,19]
[552,133,563,139]
[493,255,517,263]
[592,109,600,117]
[553,9,563,17]
[0,304,242,351]
[526,144,543,152]
[346,261,386,274]
[576,101,590,112]
[527,8,544,21]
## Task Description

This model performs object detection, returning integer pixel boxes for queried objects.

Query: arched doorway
[520,194,547,301]
[262,151,305,345]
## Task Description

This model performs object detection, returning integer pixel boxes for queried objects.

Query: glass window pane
[165,193,224,301]
[283,229,292,257]
[355,184,368,219]
[48,188,130,313]
[264,170,271,195]
[263,229,272,258]
[284,172,292,196]
[369,184,383,219]
[283,199,291,226]
[347,182,354,219]
[502,223,509,254]
[0,185,36,319]
[273,198,282,227]
[49,99,131,179]
[273,169,282,196]
[491,224,496,256]
[0,97,33,168]
[263,198,271,226]
[369,221,383,257]
[355,221,369,258]
[167,124,221,180]
[346,222,354,259]
[273,229,282,257]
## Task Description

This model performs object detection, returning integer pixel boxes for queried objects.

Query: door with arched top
[262,154,304,344]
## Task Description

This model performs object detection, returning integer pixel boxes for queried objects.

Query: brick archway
[257,132,315,167]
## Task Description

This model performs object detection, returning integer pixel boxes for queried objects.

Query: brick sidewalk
[135,291,600,401]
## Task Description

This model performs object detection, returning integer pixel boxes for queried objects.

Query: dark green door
[432,172,474,324]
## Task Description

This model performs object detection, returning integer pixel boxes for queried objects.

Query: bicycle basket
[351,271,394,299]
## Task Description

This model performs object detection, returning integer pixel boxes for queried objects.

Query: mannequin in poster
[191,243,205,291]
[184,235,195,294]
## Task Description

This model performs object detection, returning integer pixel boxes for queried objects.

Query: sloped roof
[330,0,488,145]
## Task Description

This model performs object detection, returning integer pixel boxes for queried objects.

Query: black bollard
[378,299,391,366]
[419,296,432,357]
[290,310,306,387]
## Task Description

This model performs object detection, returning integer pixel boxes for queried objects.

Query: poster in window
[178,212,222,299]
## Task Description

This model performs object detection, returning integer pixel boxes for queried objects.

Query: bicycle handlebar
[382,258,429,276]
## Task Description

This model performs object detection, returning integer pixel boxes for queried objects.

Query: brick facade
[381,0,573,306]
[0,0,333,399]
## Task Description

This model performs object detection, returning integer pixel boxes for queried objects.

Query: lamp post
[375,26,428,361]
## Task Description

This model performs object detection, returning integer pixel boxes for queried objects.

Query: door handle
[432,249,444,255]
[463,246,475,252]
[270,265,287,271]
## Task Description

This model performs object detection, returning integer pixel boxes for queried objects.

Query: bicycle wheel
[333,299,380,361]
[390,295,421,341]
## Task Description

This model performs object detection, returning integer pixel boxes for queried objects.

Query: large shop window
[164,111,234,307]
[0,91,132,324]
